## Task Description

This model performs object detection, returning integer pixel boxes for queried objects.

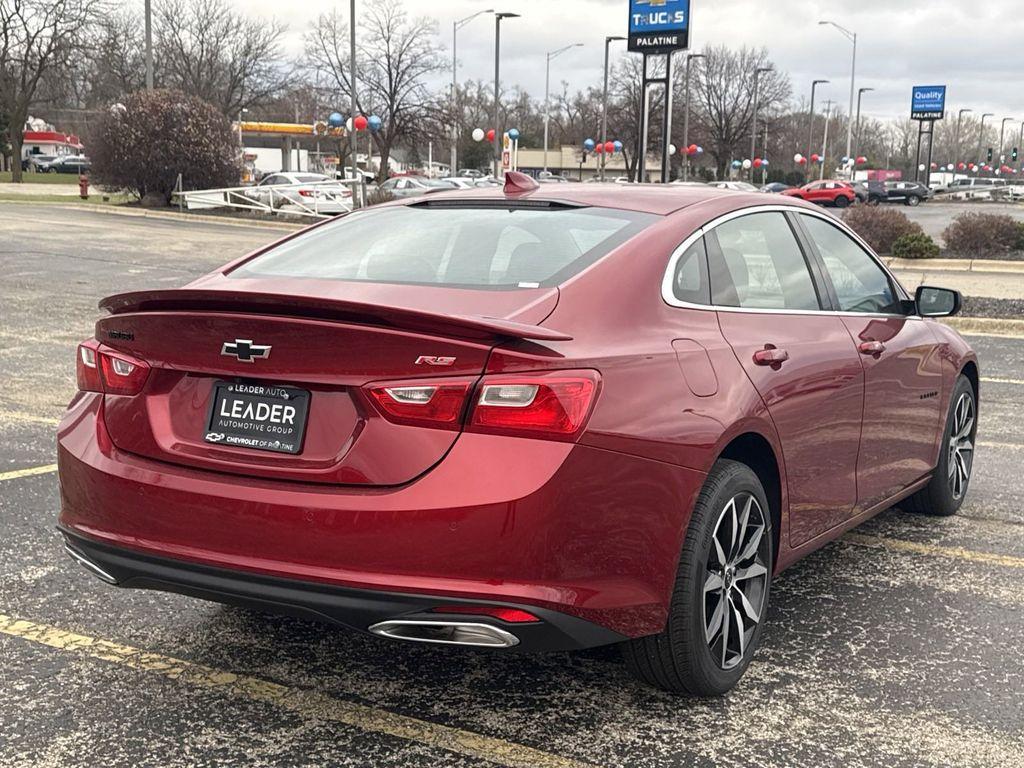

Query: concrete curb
[942,317,1024,337]
[885,257,1024,274]
[0,199,305,232]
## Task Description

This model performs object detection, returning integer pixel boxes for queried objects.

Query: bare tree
[155,0,288,116]
[690,45,789,178]
[0,0,101,180]
[306,0,444,180]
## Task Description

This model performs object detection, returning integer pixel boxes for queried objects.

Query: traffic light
[1014,147,1020,162]
[986,148,993,163]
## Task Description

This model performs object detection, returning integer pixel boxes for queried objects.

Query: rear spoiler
[99,289,572,342]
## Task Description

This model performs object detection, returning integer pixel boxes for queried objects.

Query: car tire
[833,195,850,209]
[903,375,976,517]
[622,459,773,696]
[905,195,921,207]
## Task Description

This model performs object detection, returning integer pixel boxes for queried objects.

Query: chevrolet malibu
[58,173,978,695]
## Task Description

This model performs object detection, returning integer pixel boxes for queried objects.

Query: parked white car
[245,172,353,214]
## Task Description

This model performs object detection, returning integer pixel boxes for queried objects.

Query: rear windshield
[231,205,657,288]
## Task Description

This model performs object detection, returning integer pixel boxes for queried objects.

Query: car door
[708,211,865,546]
[804,182,828,204]
[797,212,944,512]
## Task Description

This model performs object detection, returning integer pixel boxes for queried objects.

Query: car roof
[403,182,748,215]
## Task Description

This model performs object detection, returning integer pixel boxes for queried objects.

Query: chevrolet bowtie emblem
[221,339,272,362]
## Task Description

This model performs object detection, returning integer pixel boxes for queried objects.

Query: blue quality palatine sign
[911,85,946,121]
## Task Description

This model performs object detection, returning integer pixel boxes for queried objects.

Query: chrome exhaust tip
[368,620,520,648]
[63,542,119,585]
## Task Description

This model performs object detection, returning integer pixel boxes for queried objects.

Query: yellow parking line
[981,377,1024,386]
[0,614,598,768]
[844,533,1024,570]
[0,464,58,482]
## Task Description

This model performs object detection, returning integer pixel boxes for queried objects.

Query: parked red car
[781,179,857,208]
[58,174,978,696]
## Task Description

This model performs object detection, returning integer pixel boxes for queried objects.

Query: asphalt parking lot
[2,202,1023,768]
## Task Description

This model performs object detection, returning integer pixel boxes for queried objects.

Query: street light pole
[349,0,359,203]
[976,112,994,167]
[543,43,583,173]
[807,79,828,177]
[144,0,153,90]
[492,13,520,178]
[820,100,833,181]
[451,10,493,177]
[852,86,873,165]
[600,36,625,182]
[819,21,856,177]
[953,108,971,174]
[750,66,773,173]
[681,52,704,181]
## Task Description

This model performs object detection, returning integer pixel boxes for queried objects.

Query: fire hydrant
[78,174,89,200]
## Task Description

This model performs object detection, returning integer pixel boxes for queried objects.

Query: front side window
[232,205,656,289]
[707,212,820,311]
[800,214,901,314]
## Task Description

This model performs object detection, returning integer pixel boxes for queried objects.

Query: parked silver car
[378,176,458,198]
[244,172,353,214]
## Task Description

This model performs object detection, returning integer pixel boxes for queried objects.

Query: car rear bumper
[57,393,706,642]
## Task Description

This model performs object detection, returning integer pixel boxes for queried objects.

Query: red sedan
[58,174,978,696]
[781,179,858,208]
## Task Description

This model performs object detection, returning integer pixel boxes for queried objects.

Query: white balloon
[793,153,803,163]
[346,117,354,132]
[668,143,677,156]
[742,159,752,170]
[946,163,954,171]
[471,128,485,142]
[918,164,926,172]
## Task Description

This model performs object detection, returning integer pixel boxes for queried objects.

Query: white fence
[172,178,365,219]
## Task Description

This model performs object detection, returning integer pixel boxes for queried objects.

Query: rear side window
[707,212,820,311]
[232,205,656,289]
[670,237,710,305]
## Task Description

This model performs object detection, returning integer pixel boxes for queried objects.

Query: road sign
[911,85,946,121]
[628,0,691,53]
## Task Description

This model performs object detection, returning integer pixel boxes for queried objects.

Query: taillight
[298,188,315,197]
[75,340,150,395]
[365,378,474,430]
[430,605,541,623]
[467,371,599,442]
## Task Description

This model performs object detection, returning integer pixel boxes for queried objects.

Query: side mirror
[916,286,961,317]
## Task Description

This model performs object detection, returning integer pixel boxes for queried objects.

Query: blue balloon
[367,115,382,132]
[613,140,623,152]
[696,146,704,155]
[761,159,769,166]
[731,160,742,169]
[507,127,520,141]
[583,138,595,151]
[328,112,344,128]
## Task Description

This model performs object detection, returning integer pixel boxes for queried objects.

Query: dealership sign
[911,85,946,120]
[628,0,691,53]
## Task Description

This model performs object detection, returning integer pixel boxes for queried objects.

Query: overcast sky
[240,0,1024,126]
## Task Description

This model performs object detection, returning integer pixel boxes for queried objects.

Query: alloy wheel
[948,392,975,500]
[703,492,769,670]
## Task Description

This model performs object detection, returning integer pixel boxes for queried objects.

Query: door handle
[858,340,886,356]
[753,346,790,366]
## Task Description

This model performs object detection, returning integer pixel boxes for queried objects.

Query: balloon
[471,127,485,142]
[604,141,615,153]
[946,163,954,171]
[810,153,820,163]
[595,143,604,154]
[668,143,676,156]
[761,159,769,167]
[856,156,867,165]
[794,153,804,163]
[486,129,495,142]
[753,158,762,169]
[345,117,353,131]
[353,115,368,131]
[507,128,520,140]
[368,115,382,132]
[613,140,623,152]
[929,162,938,170]
[918,164,926,172]
[583,138,595,151]
[696,146,703,155]
[731,160,742,169]
[742,159,752,170]
[328,112,344,128]
[687,143,698,156]
[957,162,966,171]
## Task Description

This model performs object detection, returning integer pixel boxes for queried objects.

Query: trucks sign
[628,0,691,53]
[911,85,946,121]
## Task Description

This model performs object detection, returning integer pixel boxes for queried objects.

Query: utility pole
[543,43,583,173]
[681,53,704,181]
[750,66,773,175]
[349,0,359,203]
[819,21,856,177]
[807,79,829,177]
[600,36,625,182]
[953,108,971,175]
[821,100,833,181]
[852,87,873,165]
[451,10,493,177]
[493,13,520,178]
[144,0,154,90]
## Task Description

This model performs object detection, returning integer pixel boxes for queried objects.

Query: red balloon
[353,115,368,131]
[810,153,820,163]
[856,156,867,165]
[752,158,762,168]
[797,157,807,165]
[604,141,615,153]
[595,143,604,154]
[957,162,966,171]
[486,129,495,142]
[687,143,698,156]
